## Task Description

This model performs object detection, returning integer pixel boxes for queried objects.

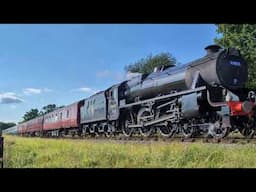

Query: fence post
[0,128,3,168]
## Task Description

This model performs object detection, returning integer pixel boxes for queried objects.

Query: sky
[0,24,219,123]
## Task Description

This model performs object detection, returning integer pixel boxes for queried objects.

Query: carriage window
[67,110,69,118]
[60,112,62,120]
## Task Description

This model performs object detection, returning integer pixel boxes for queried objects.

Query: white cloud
[96,70,125,81]
[77,87,93,92]
[0,92,24,104]
[23,88,53,95]
[43,88,53,92]
[72,87,99,94]
[23,88,41,95]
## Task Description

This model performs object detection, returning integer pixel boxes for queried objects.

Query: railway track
[25,133,256,145]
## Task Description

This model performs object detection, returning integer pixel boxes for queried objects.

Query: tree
[42,104,57,114]
[22,109,40,122]
[21,104,64,122]
[40,104,64,115]
[0,122,16,131]
[215,24,256,89]
[125,52,177,74]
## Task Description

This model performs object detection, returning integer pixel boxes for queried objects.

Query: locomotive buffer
[0,128,3,168]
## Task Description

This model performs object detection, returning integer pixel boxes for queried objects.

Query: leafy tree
[42,104,57,114]
[0,122,16,131]
[21,104,64,122]
[39,104,64,115]
[215,24,256,89]
[22,109,40,122]
[125,52,177,74]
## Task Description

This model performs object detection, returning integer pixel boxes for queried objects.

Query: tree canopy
[21,104,65,122]
[125,52,177,74]
[215,24,256,89]
[0,122,16,131]
[40,104,58,115]
[22,108,40,122]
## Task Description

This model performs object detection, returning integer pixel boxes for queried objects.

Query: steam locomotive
[4,45,256,139]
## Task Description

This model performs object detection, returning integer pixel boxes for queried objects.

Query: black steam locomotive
[6,45,256,139]
[107,44,256,139]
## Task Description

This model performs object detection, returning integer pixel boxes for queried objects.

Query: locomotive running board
[127,114,175,128]
[120,86,206,109]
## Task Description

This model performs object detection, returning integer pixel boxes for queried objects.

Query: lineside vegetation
[3,135,256,168]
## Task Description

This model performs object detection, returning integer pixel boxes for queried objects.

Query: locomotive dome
[204,44,222,55]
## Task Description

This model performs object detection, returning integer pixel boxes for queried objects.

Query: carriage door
[107,86,119,120]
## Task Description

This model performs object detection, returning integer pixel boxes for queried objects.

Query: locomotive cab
[106,85,120,120]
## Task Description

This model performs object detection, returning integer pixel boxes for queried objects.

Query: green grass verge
[3,135,256,168]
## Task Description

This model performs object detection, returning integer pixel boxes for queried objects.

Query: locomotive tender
[5,45,256,139]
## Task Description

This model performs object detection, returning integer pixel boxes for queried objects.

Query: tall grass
[3,135,256,168]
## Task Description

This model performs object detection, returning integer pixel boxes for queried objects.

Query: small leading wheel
[239,128,255,139]
[181,122,195,138]
[239,116,256,139]
[209,114,230,139]
[158,123,177,137]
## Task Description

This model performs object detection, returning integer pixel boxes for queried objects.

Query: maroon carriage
[43,101,83,136]
[17,122,27,135]
[26,116,44,136]
[17,116,44,136]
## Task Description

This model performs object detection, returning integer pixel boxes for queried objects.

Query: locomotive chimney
[204,45,222,55]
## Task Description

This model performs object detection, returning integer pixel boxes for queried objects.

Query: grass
[3,135,256,168]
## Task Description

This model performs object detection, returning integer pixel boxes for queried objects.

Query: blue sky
[0,24,218,123]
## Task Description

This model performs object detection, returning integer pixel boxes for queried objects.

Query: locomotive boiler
[124,45,248,103]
